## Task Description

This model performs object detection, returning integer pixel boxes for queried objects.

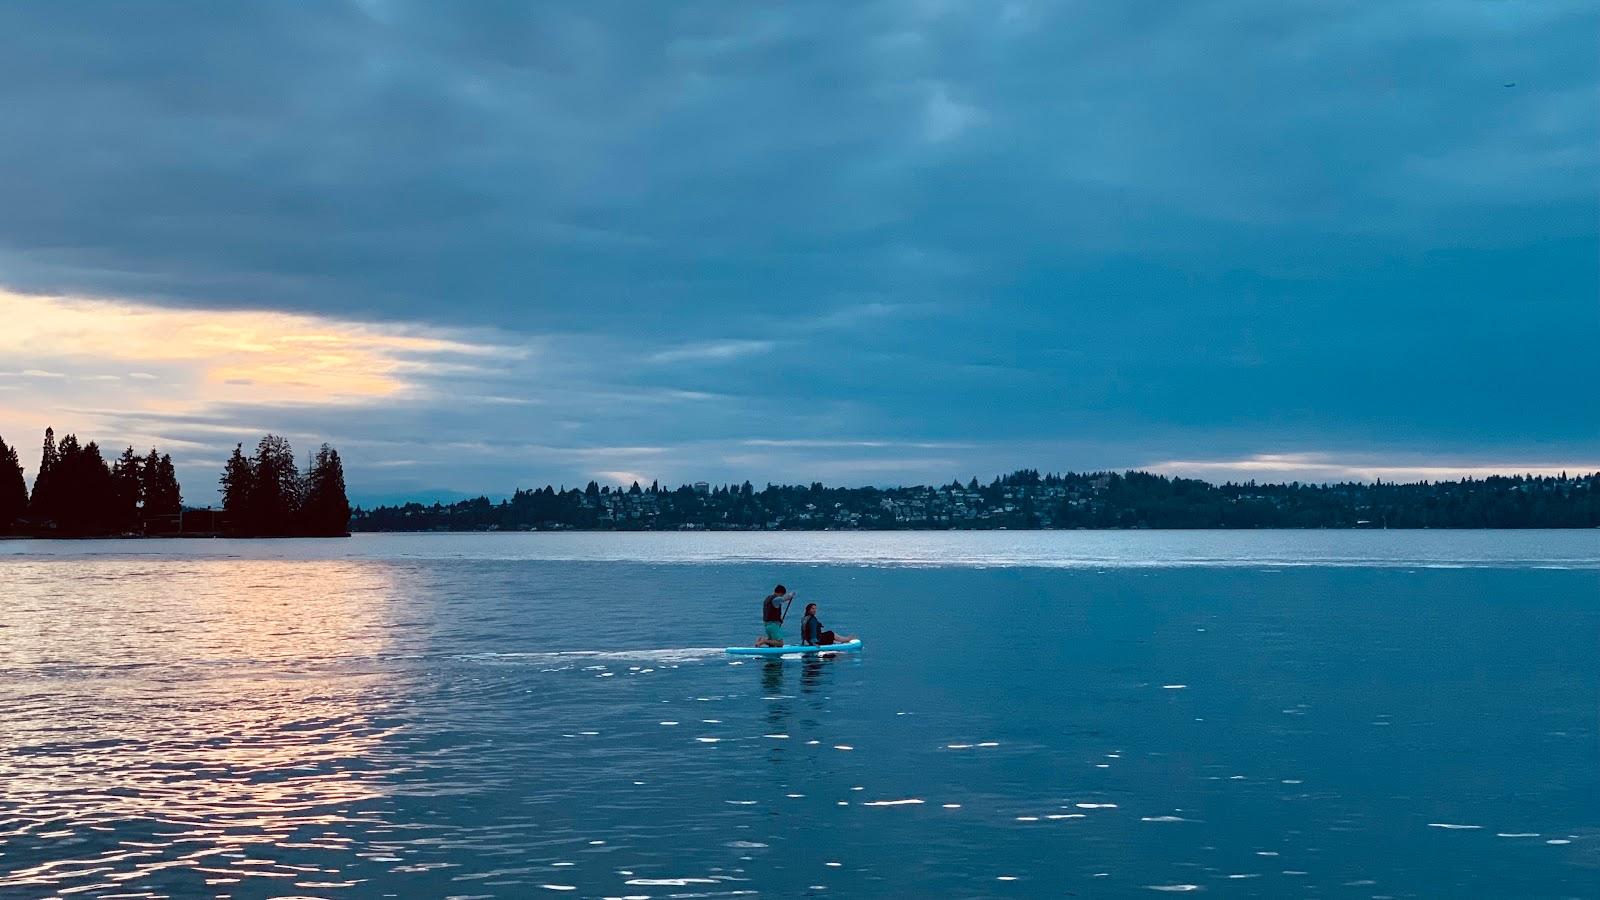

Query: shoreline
[0,532,351,540]
[4,525,1595,541]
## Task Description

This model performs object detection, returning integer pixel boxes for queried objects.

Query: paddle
[781,592,796,623]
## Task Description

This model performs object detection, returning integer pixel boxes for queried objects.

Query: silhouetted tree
[349,469,1600,533]
[142,451,182,521]
[50,436,117,535]
[220,443,255,532]
[299,444,350,536]
[249,434,302,535]
[30,427,61,522]
[0,435,26,532]
[52,433,83,529]
[111,446,143,532]
[4,427,185,536]
[138,448,162,519]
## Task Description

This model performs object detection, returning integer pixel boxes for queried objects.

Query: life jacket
[762,593,784,623]
[802,613,823,644]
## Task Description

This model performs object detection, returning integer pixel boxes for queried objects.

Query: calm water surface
[1,531,1596,898]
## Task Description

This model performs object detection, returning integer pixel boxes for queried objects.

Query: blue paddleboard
[725,640,863,657]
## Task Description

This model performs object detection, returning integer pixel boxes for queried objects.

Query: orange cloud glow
[1,289,522,408]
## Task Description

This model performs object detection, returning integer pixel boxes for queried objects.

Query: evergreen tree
[250,434,302,535]
[139,448,163,520]
[51,436,116,535]
[146,454,182,520]
[0,435,26,532]
[51,433,82,531]
[137,449,183,527]
[80,441,118,534]
[30,427,60,522]
[220,443,255,533]
[299,443,351,536]
[111,446,143,532]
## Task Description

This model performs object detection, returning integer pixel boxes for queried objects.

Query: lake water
[1,531,1596,898]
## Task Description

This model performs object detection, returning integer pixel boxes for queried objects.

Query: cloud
[0,289,524,407]
[1147,453,1600,484]
[921,82,982,142]
[0,289,539,497]
[649,340,776,364]
[741,438,973,450]
[0,2,1594,501]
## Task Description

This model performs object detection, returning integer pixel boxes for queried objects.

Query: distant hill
[351,470,1600,532]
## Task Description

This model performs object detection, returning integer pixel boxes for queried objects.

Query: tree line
[350,468,1600,532]
[0,428,182,536]
[220,435,350,536]
[0,428,350,537]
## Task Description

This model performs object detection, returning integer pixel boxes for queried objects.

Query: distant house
[144,506,223,536]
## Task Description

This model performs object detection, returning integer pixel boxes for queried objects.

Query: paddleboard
[725,639,862,657]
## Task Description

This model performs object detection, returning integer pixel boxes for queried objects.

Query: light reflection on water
[3,528,1597,568]
[2,561,403,897]
[1,536,1596,898]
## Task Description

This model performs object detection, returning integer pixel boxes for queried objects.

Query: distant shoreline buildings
[351,469,1600,532]
[7,436,1596,536]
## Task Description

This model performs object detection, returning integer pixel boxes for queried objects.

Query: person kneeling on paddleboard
[755,584,794,647]
[800,603,856,647]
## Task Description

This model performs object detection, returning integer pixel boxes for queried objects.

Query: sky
[0,1,1596,505]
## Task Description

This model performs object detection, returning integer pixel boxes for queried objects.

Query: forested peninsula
[352,469,1600,532]
[0,429,350,537]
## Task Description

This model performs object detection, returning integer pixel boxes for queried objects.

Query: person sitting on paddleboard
[800,603,856,646]
[755,584,794,647]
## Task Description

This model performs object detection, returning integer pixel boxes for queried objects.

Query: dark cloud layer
[1,1,1595,499]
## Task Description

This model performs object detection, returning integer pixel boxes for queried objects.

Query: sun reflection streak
[0,558,409,895]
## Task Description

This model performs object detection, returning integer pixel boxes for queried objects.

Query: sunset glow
[1,290,518,407]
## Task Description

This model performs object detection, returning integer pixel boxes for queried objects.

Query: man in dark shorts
[755,583,793,647]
